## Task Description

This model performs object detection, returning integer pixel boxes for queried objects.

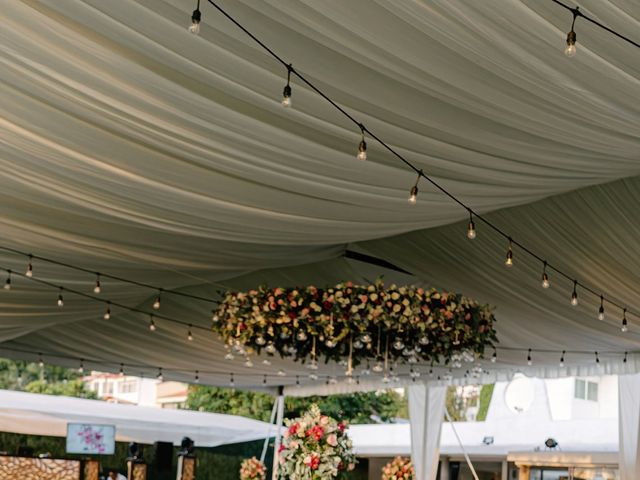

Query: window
[119,380,138,394]
[104,381,114,395]
[574,379,598,401]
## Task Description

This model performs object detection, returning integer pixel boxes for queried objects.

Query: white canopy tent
[2,0,640,478]
[0,389,273,447]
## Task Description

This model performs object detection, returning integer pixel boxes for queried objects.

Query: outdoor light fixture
[571,281,578,306]
[189,0,201,34]
[598,295,605,321]
[357,126,367,161]
[282,64,292,107]
[25,255,33,277]
[565,7,579,57]
[467,212,476,239]
[408,171,421,205]
[505,238,514,267]
[541,262,550,289]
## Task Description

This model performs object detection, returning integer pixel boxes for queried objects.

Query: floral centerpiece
[381,457,414,480]
[240,457,266,480]
[212,281,497,369]
[278,404,356,479]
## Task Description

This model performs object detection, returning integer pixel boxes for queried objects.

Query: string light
[263,374,267,385]
[4,270,11,290]
[157,368,164,382]
[624,352,628,364]
[467,212,476,240]
[595,351,600,364]
[57,288,64,307]
[565,7,579,57]
[571,281,578,306]
[357,125,367,161]
[119,364,125,376]
[229,373,235,387]
[149,315,157,332]
[491,347,497,363]
[598,295,605,321]
[78,359,84,373]
[103,302,111,320]
[541,262,550,289]
[559,350,565,368]
[187,325,194,341]
[189,0,201,34]
[282,64,292,108]
[527,348,532,366]
[38,353,44,368]
[622,309,628,333]
[505,238,513,267]
[153,291,161,310]
[25,255,33,277]
[408,172,421,205]
[93,274,101,294]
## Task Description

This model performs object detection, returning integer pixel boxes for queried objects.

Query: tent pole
[260,398,279,464]
[271,386,285,480]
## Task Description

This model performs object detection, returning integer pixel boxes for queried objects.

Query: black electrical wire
[203,0,640,330]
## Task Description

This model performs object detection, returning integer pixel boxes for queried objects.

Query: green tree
[0,358,96,399]
[185,385,407,424]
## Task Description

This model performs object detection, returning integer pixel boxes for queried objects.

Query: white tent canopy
[0,389,273,447]
[0,0,640,392]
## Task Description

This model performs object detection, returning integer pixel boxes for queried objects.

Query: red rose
[288,423,299,436]
[323,301,332,311]
[278,444,285,454]
[338,423,345,432]
[310,455,320,470]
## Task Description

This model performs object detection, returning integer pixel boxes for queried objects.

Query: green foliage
[476,384,494,421]
[185,385,407,424]
[0,358,95,399]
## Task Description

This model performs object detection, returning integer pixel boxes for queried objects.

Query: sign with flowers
[381,457,414,480]
[240,457,266,480]
[279,404,355,479]
[212,281,497,370]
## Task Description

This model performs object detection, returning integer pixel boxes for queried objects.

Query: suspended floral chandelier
[212,281,497,373]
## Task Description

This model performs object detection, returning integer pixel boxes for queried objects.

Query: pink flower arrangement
[381,457,414,480]
[240,457,266,480]
[279,405,356,480]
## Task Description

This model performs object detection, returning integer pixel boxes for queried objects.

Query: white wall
[545,375,618,421]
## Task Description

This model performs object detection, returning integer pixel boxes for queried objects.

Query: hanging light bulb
[282,64,292,107]
[38,354,44,368]
[93,274,101,294]
[189,0,201,34]
[598,295,605,321]
[541,262,550,289]
[229,373,235,387]
[595,351,600,364]
[25,255,33,278]
[467,212,476,240]
[527,348,532,366]
[505,238,513,267]
[119,364,125,376]
[187,325,194,341]
[296,376,301,388]
[149,315,157,332]
[565,8,579,57]
[194,370,200,383]
[491,348,497,363]
[624,351,628,364]
[157,368,164,382]
[57,288,64,307]
[78,359,84,374]
[3,270,11,290]
[408,171,421,205]
[571,281,578,306]
[559,350,565,368]
[622,309,629,333]
[153,291,161,310]
[357,126,367,161]
[103,302,111,320]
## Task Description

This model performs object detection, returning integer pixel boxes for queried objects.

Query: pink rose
[327,434,338,446]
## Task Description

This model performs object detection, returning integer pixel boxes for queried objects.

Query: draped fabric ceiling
[1,0,640,393]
